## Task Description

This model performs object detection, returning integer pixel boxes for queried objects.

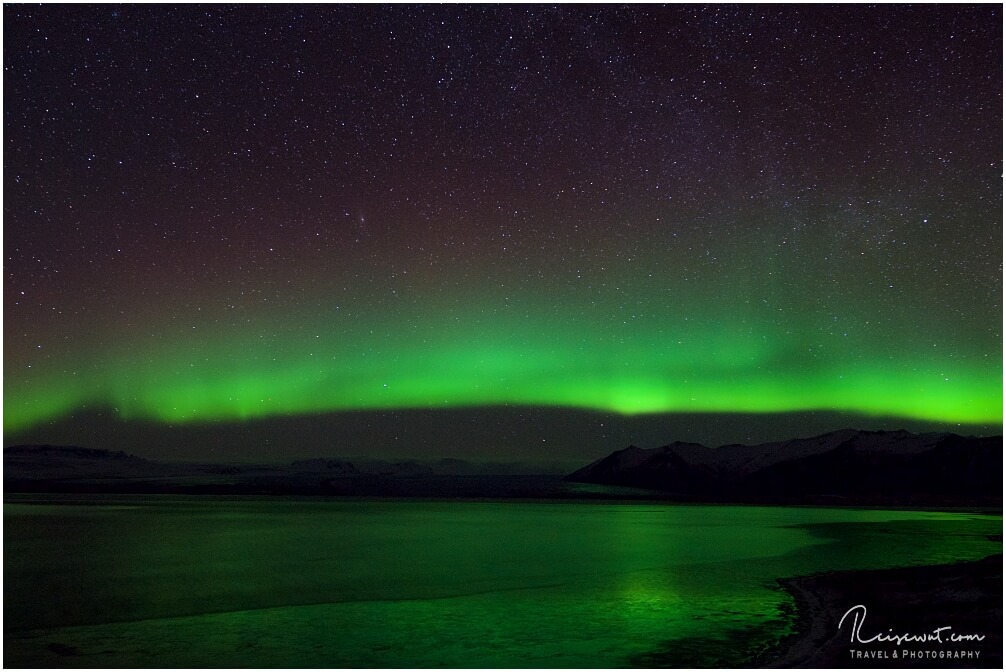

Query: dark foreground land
[759,554,1003,668]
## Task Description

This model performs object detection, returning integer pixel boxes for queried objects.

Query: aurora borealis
[4,5,1002,458]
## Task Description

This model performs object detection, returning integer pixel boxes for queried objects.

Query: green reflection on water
[4,496,1001,667]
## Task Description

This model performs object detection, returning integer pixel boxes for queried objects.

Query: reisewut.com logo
[838,604,985,662]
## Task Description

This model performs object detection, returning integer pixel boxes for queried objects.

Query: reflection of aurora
[4,501,1000,667]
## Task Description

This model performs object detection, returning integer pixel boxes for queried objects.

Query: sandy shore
[758,554,1002,668]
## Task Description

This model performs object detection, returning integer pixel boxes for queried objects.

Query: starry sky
[4,5,1002,461]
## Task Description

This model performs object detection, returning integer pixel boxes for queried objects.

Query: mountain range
[2,445,570,497]
[5,429,1001,505]
[565,429,1001,506]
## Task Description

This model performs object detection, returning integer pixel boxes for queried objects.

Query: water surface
[4,495,1001,667]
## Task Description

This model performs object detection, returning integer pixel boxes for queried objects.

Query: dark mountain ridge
[3,444,176,480]
[3,445,569,497]
[565,429,1002,506]
[6,430,1001,505]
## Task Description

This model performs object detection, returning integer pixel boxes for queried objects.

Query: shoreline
[757,553,1003,668]
[5,484,1003,514]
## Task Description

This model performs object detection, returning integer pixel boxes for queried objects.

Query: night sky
[4,5,1002,461]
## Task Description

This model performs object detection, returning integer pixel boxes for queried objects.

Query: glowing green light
[5,269,1001,434]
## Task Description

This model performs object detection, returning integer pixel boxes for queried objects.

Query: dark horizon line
[6,403,1002,435]
[6,423,1001,461]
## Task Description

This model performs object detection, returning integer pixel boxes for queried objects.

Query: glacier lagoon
[4,495,1001,667]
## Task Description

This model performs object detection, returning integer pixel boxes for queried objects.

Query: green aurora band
[5,286,1001,432]
[5,6,1002,446]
